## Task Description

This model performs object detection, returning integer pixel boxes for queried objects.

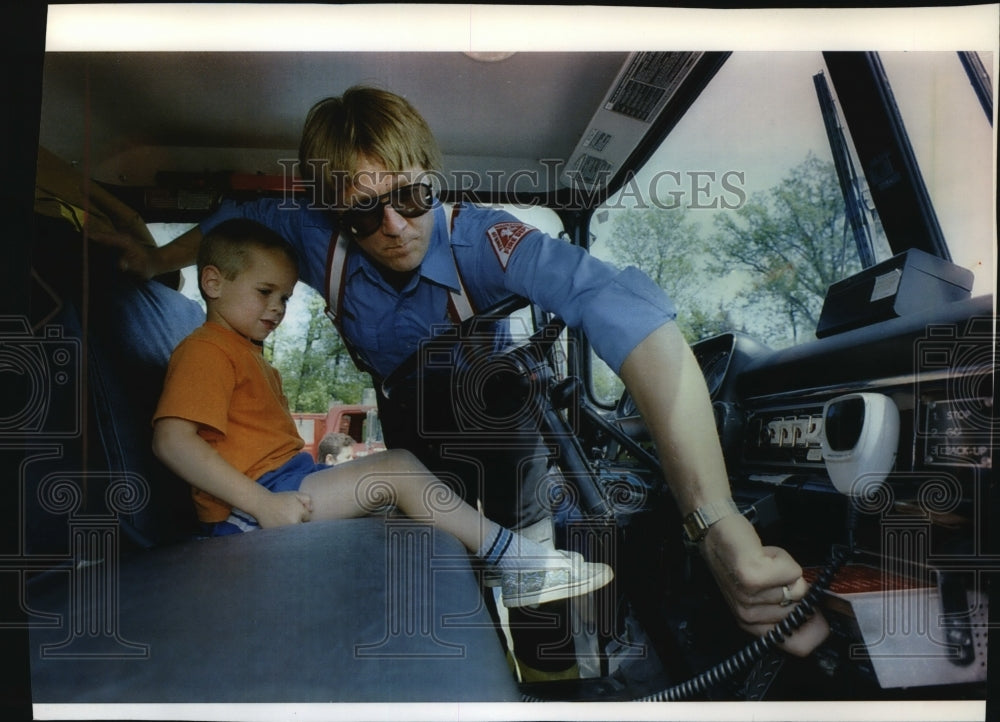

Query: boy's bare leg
[299,448,615,607]
[298,448,494,552]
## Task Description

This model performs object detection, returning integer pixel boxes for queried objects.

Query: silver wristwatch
[682,499,740,543]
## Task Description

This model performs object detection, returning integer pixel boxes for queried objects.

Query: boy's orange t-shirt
[154,322,304,522]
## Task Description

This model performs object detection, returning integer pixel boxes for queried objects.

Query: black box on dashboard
[816,249,974,338]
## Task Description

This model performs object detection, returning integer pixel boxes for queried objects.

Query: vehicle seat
[25,212,205,553]
[24,213,522,705]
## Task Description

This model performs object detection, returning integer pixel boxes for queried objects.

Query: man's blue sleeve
[198,198,275,234]
[197,198,331,293]
[504,232,677,374]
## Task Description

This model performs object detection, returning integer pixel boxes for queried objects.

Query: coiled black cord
[520,545,850,703]
[635,545,849,701]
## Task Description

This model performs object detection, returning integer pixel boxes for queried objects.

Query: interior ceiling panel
[39,51,630,187]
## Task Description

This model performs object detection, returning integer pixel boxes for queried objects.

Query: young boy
[151,218,612,608]
[317,431,356,465]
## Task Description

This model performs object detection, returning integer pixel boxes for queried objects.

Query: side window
[149,222,202,306]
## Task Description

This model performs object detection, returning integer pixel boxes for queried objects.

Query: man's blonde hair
[298,86,442,206]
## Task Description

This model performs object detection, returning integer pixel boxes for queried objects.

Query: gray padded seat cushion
[28,517,520,703]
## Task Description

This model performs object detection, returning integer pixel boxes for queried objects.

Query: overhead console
[559,51,729,196]
[561,52,704,189]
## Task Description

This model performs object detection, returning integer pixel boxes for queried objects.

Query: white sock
[477,524,563,571]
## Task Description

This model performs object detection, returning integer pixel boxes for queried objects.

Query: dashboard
[684,297,993,485]
[600,293,992,697]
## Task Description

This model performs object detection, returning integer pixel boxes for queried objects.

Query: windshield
[588,50,994,406]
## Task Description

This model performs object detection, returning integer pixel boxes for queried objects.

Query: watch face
[683,500,739,542]
[683,512,708,542]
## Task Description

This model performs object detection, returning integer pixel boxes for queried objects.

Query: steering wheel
[380,295,566,402]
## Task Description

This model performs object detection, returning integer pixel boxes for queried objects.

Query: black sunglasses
[340,182,435,238]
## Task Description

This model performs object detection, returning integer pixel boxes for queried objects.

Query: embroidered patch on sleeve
[486,222,535,270]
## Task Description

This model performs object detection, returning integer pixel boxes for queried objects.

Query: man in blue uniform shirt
[100,86,828,661]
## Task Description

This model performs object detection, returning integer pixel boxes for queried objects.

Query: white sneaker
[500,551,613,608]
[482,567,503,588]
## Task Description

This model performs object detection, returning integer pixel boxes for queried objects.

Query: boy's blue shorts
[203,452,328,537]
